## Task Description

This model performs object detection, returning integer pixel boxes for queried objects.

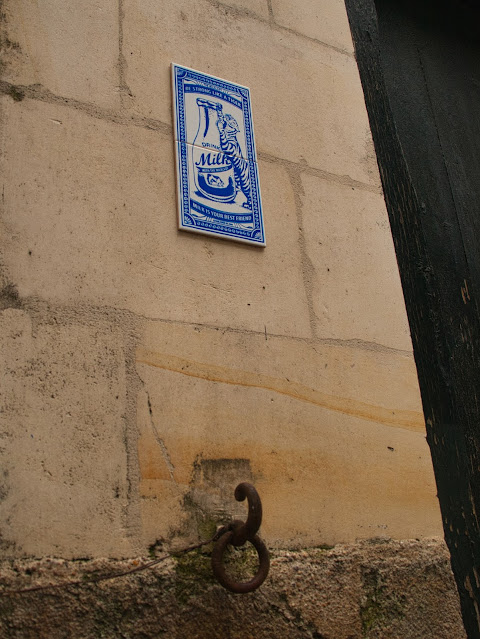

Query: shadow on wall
[180,457,253,541]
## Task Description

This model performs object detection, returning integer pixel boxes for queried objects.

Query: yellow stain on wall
[136,347,425,432]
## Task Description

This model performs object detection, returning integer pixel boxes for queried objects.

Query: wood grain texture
[344,1,480,636]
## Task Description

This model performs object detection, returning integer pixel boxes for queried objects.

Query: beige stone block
[1,96,310,337]
[301,173,412,351]
[135,321,441,547]
[123,0,379,186]
[0,308,131,557]
[136,387,189,545]
[221,0,270,19]
[0,0,120,109]
[271,0,354,53]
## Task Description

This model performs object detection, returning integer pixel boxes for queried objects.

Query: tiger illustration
[216,109,252,209]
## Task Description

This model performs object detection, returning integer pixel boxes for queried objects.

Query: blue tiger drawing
[216,109,252,210]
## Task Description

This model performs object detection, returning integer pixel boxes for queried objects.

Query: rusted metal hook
[230,482,263,546]
[211,482,270,593]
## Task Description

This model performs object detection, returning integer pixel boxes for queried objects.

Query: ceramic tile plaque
[172,64,265,246]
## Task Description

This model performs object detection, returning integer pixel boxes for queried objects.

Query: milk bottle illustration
[192,99,237,203]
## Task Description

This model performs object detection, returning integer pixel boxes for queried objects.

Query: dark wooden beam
[344,1,480,636]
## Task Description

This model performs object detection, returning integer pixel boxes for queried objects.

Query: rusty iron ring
[211,529,270,594]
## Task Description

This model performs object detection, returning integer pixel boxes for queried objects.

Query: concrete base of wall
[0,537,465,638]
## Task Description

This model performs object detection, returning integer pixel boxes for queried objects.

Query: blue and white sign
[172,64,265,246]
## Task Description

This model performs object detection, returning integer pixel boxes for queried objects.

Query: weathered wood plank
[344,1,480,636]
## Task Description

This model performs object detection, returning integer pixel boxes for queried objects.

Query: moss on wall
[0,538,465,639]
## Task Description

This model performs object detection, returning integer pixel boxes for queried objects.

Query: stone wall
[0,539,466,639]
[0,0,464,637]
[0,0,442,556]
